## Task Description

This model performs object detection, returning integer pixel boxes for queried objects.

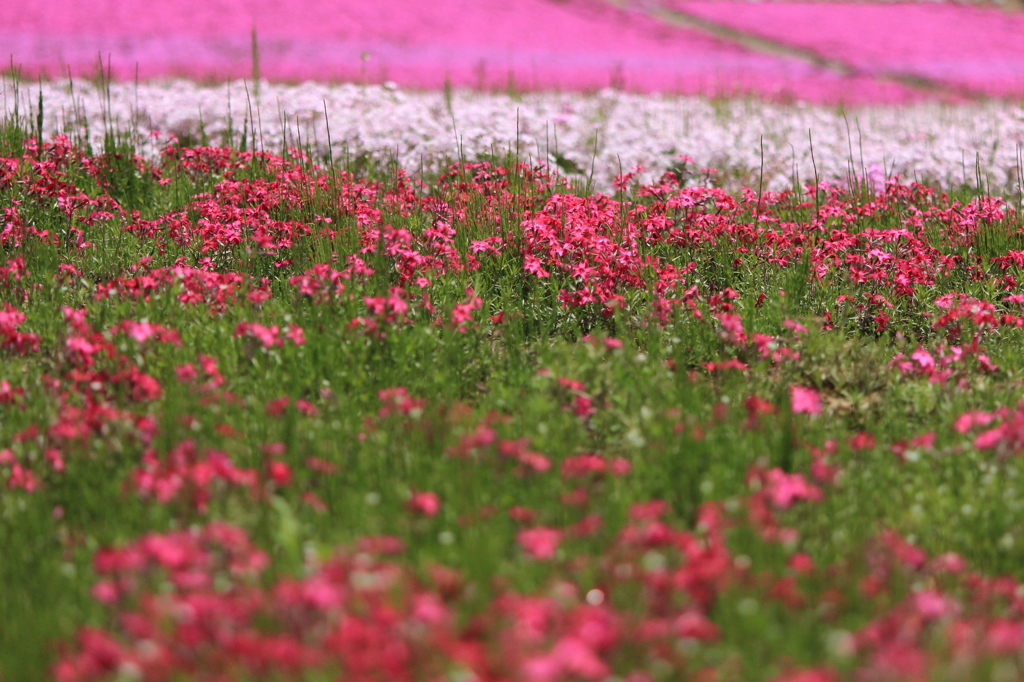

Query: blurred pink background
[2,0,1022,103]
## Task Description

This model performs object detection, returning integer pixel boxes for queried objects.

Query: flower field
[0,0,863,100]
[4,77,1024,199]
[5,0,1021,103]
[662,2,1024,98]
[5,0,1024,679]
[3,94,1024,680]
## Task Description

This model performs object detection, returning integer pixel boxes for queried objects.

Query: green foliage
[1,116,1024,681]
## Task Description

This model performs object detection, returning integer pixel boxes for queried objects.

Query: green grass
[1,111,1024,681]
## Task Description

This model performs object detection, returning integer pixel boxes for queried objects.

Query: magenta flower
[764,469,823,510]
[517,526,563,560]
[408,491,441,518]
[790,386,821,416]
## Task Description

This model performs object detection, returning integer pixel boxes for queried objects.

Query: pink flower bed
[1,0,916,103]
[667,1,1024,98]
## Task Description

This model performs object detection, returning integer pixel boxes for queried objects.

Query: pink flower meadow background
[4,2,1024,681]
[4,0,1024,103]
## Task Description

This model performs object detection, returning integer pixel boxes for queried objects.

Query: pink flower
[551,636,608,679]
[913,589,955,620]
[974,427,1004,449]
[234,322,282,348]
[451,288,483,329]
[954,409,997,434]
[408,491,441,517]
[716,312,747,346]
[977,354,998,372]
[125,321,157,343]
[673,609,720,642]
[265,397,290,417]
[301,491,328,513]
[131,373,163,402]
[521,655,561,682]
[524,255,551,278]
[790,386,821,415]
[120,320,181,346]
[45,448,65,473]
[986,620,1024,654]
[849,432,876,450]
[629,500,669,521]
[911,347,935,371]
[509,506,537,524]
[609,457,632,476]
[285,325,306,346]
[518,526,563,560]
[268,461,292,486]
[764,469,823,509]
[788,553,815,573]
[783,319,809,335]
[90,580,119,604]
[521,636,609,682]
[411,593,449,626]
[175,363,198,383]
[561,454,607,478]
[572,394,596,419]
